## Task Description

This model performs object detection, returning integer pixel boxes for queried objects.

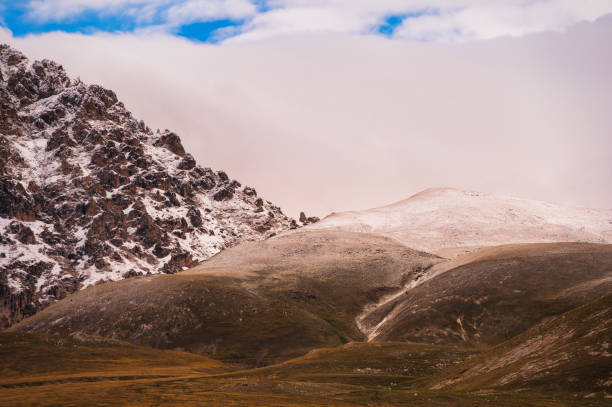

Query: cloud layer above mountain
[1,11,611,217]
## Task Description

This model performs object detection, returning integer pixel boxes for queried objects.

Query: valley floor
[0,333,608,407]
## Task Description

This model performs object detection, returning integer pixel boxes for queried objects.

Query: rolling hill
[10,230,439,366]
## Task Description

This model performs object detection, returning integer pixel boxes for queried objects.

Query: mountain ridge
[308,187,612,255]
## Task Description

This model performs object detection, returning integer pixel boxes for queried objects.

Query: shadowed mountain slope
[360,243,612,346]
[431,293,612,396]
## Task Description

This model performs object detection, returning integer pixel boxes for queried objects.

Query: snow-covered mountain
[0,45,300,329]
[307,187,612,256]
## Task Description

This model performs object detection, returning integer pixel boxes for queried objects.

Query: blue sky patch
[378,15,405,36]
[253,0,273,13]
[376,10,436,37]
[1,3,145,37]
[376,9,440,37]
[177,19,243,43]
[0,1,245,42]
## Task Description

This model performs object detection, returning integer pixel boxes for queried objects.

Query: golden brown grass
[1,332,609,406]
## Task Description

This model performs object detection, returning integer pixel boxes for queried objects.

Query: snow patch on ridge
[309,187,612,254]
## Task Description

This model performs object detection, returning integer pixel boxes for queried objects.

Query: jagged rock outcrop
[299,211,320,226]
[0,44,300,329]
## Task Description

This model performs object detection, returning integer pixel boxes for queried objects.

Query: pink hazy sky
[2,15,611,218]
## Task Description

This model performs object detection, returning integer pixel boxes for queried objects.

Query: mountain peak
[0,44,298,329]
[309,188,612,255]
[392,187,467,204]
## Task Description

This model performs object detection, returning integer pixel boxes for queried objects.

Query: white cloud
[1,15,611,218]
[164,0,256,26]
[18,0,612,42]
[225,7,372,42]
[394,0,612,41]
[25,0,159,21]
[234,0,612,42]
[23,0,255,26]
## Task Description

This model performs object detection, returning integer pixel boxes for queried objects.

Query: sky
[1,1,611,217]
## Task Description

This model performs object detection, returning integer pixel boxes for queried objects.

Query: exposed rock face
[299,211,320,226]
[0,44,299,329]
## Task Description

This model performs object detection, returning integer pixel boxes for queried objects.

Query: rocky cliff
[0,44,298,329]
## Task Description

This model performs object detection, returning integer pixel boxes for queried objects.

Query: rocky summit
[0,44,301,329]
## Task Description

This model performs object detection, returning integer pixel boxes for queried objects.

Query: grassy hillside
[11,230,439,366]
[363,243,612,346]
[429,293,612,395]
